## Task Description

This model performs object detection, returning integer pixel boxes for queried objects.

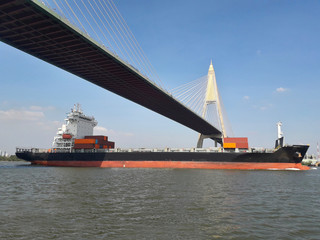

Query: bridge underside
[0,0,222,143]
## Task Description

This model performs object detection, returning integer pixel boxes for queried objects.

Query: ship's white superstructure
[52,104,97,150]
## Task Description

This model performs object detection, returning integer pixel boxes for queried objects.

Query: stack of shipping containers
[223,137,249,149]
[73,135,115,149]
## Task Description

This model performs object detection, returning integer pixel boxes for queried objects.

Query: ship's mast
[277,121,283,139]
[275,121,284,148]
[73,103,83,114]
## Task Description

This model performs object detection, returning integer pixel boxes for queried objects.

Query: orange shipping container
[223,143,236,148]
[62,134,72,139]
[74,139,96,144]
[85,136,108,141]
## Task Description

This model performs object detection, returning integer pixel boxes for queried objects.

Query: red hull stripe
[33,161,310,170]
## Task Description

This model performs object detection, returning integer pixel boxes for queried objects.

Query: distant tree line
[0,155,21,161]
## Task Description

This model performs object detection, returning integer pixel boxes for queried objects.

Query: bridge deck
[0,0,222,139]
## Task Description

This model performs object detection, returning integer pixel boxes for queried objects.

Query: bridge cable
[55,1,80,32]
[170,75,233,132]
[184,81,206,115]
[83,0,115,55]
[107,0,166,90]
[52,0,67,20]
[97,0,147,77]
[98,0,162,89]
[40,0,166,90]
[93,0,141,75]
[171,76,206,98]
[64,0,88,37]
[172,76,206,101]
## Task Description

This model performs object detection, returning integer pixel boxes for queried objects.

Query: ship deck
[16,147,275,154]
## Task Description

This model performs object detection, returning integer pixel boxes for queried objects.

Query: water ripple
[0,162,319,239]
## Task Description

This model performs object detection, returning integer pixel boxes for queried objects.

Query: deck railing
[16,147,275,154]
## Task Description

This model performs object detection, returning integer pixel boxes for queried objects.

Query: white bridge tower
[197,61,226,148]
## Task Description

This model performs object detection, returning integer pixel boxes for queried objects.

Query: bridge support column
[197,134,222,148]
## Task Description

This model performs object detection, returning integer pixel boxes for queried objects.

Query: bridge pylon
[197,61,226,148]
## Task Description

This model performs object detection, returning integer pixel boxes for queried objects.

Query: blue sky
[1,0,320,154]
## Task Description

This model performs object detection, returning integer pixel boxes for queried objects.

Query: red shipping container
[108,142,115,149]
[236,143,249,149]
[73,143,95,149]
[224,138,248,144]
[97,140,108,145]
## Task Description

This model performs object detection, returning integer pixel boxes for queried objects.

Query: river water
[1,161,319,240]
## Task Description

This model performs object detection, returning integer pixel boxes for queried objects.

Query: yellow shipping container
[223,142,236,148]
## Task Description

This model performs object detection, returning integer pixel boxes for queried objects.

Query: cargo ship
[16,104,309,170]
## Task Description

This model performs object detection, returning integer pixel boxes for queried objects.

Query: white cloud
[29,105,43,111]
[0,108,61,154]
[0,105,56,122]
[0,109,44,121]
[94,126,134,137]
[1,101,9,107]
[252,104,273,111]
[243,96,250,100]
[260,104,273,111]
[29,105,56,111]
[94,126,109,135]
[35,120,61,131]
[276,87,288,93]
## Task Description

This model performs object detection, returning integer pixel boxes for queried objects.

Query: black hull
[16,145,309,170]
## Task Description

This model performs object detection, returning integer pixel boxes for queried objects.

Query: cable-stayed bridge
[0,0,231,146]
